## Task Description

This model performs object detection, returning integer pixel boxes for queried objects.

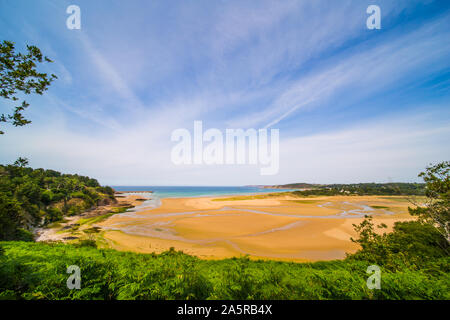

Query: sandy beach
[96,194,417,262]
[34,195,145,242]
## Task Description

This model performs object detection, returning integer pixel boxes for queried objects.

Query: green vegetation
[77,207,130,226]
[0,162,448,300]
[290,199,321,204]
[347,162,449,266]
[0,158,116,241]
[349,218,448,269]
[290,183,425,196]
[214,184,425,202]
[0,40,57,134]
[0,240,447,300]
[216,183,426,202]
[270,183,317,189]
[408,161,449,243]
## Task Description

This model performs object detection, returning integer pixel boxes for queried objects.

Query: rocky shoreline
[34,194,143,242]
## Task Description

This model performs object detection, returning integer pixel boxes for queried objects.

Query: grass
[56,225,79,234]
[78,207,129,226]
[289,200,322,204]
[0,241,448,300]
[46,222,62,229]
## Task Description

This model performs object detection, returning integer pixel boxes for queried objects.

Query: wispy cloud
[278,111,450,184]
[77,33,146,114]
[226,13,450,129]
[0,0,449,184]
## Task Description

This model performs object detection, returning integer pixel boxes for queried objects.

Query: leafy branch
[0,40,57,134]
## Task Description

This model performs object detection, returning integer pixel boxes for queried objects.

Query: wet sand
[35,195,144,242]
[97,194,417,262]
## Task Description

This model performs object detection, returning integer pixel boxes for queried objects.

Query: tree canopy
[0,40,57,134]
[409,161,450,243]
[0,158,115,241]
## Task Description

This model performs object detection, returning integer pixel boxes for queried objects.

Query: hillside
[270,182,425,196]
[264,183,318,189]
[0,159,116,241]
[0,161,448,300]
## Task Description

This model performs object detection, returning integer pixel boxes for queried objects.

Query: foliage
[0,241,448,300]
[0,162,448,300]
[290,183,425,196]
[409,161,450,243]
[348,162,449,271]
[0,40,57,134]
[0,159,116,240]
[349,218,448,271]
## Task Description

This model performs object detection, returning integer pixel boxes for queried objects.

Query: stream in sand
[97,193,399,261]
[116,193,393,220]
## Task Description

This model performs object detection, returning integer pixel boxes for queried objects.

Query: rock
[63,236,78,240]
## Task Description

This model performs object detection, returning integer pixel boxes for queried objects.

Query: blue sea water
[112,186,296,199]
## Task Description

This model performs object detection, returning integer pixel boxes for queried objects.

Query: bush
[67,205,84,216]
[44,207,63,224]
[2,242,447,300]
[0,161,117,241]
[40,190,53,205]
[14,229,34,242]
[70,191,86,199]
[76,240,97,248]
[349,219,449,271]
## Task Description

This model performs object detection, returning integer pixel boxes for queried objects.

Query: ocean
[112,186,296,199]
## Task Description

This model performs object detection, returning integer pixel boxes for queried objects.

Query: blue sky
[0,0,449,185]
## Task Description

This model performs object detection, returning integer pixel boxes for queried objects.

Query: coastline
[36,190,417,262]
[95,193,415,262]
[34,194,144,242]
[112,186,298,200]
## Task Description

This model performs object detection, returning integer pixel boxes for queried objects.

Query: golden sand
[97,194,417,262]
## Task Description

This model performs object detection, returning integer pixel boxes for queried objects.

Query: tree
[349,163,449,268]
[13,157,28,168]
[409,161,450,243]
[0,40,57,134]
[349,217,448,270]
[349,215,389,263]
[0,193,24,240]
[0,158,116,240]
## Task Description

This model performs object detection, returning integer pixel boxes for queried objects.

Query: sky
[0,0,449,186]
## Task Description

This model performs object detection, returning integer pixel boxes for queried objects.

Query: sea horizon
[1,0,448,303]
[112,185,296,199]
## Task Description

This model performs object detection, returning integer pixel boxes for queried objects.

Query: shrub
[0,242,448,300]
[14,229,34,242]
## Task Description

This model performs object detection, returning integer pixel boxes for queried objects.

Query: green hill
[272,182,426,196]
[0,159,115,241]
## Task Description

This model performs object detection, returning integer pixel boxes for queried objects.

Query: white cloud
[227,14,450,129]
[1,0,449,186]
[1,109,448,185]
[276,113,450,184]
